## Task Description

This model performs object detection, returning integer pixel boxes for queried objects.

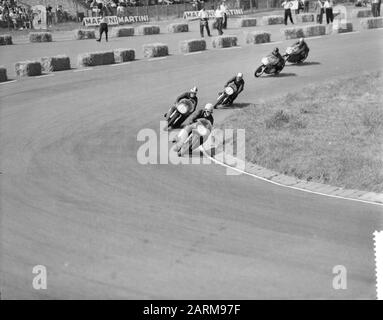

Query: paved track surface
[1,29,383,299]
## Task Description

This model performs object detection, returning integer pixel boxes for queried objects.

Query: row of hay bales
[29,32,52,43]
[283,24,327,39]
[0,66,7,82]
[360,17,383,29]
[0,35,12,45]
[78,49,135,66]
[14,55,71,77]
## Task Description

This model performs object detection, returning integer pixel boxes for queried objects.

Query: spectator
[117,2,124,17]
[198,6,211,37]
[214,5,224,35]
[46,5,53,27]
[314,0,324,24]
[304,0,309,12]
[372,0,379,17]
[282,0,294,25]
[96,13,108,42]
[323,0,333,24]
[220,0,229,29]
[378,0,381,16]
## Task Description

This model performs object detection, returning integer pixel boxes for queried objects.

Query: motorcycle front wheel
[254,65,265,78]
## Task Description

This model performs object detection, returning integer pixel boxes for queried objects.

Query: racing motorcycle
[214,83,238,108]
[254,55,285,77]
[175,118,213,157]
[166,98,195,130]
[283,45,309,64]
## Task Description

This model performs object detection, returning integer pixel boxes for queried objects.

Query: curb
[202,142,383,207]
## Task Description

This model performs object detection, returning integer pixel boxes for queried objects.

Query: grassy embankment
[220,72,383,193]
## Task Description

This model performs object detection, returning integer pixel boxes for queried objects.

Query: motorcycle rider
[214,72,245,108]
[172,103,214,144]
[270,47,285,72]
[292,38,308,54]
[189,103,214,126]
[164,87,199,120]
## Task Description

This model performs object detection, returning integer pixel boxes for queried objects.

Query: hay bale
[0,35,13,45]
[77,51,115,67]
[262,15,284,25]
[302,24,326,37]
[360,17,383,29]
[40,55,71,72]
[167,23,189,33]
[212,35,238,48]
[332,21,353,33]
[114,48,135,63]
[136,25,160,35]
[282,27,305,39]
[237,18,257,28]
[143,43,168,58]
[15,61,42,77]
[351,9,372,18]
[29,32,52,43]
[179,39,206,53]
[111,27,135,37]
[295,13,314,23]
[245,31,271,44]
[0,66,7,82]
[73,29,96,40]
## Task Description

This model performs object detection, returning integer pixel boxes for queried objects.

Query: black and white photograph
[0,0,382,303]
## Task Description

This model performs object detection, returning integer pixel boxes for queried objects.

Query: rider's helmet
[204,103,214,114]
[190,86,198,97]
[272,47,279,55]
[299,37,304,44]
[236,72,243,81]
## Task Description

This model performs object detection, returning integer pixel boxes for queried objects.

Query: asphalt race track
[1,29,383,299]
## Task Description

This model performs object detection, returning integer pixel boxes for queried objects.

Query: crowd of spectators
[0,0,33,30]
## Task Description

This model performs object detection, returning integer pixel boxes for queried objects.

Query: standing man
[282,0,294,25]
[378,0,381,16]
[314,0,324,24]
[324,0,333,24]
[220,0,229,29]
[372,0,379,17]
[214,6,224,35]
[96,13,108,42]
[304,0,309,13]
[198,6,211,37]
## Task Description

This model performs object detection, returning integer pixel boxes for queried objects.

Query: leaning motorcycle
[166,98,194,130]
[254,55,285,77]
[283,45,309,64]
[175,119,213,157]
[215,83,238,108]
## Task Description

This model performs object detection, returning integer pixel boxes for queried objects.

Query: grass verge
[220,72,383,193]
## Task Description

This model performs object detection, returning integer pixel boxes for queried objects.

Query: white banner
[183,9,244,20]
[83,15,150,27]
[31,5,47,30]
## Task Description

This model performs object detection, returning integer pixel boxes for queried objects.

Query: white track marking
[34,74,54,79]
[148,57,167,61]
[223,46,242,50]
[200,147,383,207]
[307,36,325,40]
[0,80,17,85]
[184,51,203,56]
[110,62,131,67]
[337,31,360,35]
[73,68,93,72]
[260,41,283,46]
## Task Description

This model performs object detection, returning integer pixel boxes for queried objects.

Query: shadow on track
[219,102,254,110]
[261,72,297,78]
[286,61,321,67]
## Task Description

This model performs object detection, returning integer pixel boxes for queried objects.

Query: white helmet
[190,86,198,94]
[204,103,214,113]
[236,72,243,79]
[299,37,304,43]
